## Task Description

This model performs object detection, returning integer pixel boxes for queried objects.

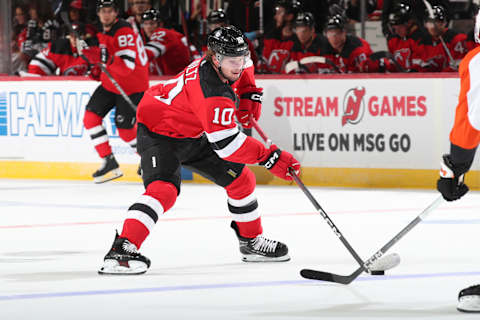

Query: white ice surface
[1,179,480,319]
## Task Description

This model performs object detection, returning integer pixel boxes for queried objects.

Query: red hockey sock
[236,217,263,238]
[120,219,150,249]
[118,126,137,147]
[121,181,178,249]
[226,168,263,238]
[83,110,111,158]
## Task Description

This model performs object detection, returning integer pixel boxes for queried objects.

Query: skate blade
[94,169,123,184]
[457,296,480,313]
[242,254,291,262]
[98,259,148,275]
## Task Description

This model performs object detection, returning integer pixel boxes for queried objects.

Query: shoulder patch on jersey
[50,38,74,55]
[199,61,236,102]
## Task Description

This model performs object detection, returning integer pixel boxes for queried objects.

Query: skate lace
[122,241,139,254]
[251,235,277,253]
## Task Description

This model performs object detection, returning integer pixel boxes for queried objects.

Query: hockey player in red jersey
[260,0,300,73]
[285,12,326,74]
[421,4,467,72]
[82,0,149,183]
[321,14,375,73]
[141,9,192,76]
[436,11,480,313]
[386,2,427,72]
[98,26,300,275]
[27,23,98,76]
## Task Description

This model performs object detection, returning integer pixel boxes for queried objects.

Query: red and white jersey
[137,57,268,164]
[27,38,95,75]
[387,27,427,72]
[419,29,468,72]
[97,19,149,95]
[144,27,191,76]
[286,34,326,74]
[449,46,480,149]
[261,29,296,73]
[320,35,374,73]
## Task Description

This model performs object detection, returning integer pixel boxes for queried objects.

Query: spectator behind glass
[13,4,28,35]
[12,4,30,74]
[20,1,60,60]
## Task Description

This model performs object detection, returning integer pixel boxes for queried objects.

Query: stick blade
[300,269,353,285]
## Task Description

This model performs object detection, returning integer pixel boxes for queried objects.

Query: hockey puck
[370,270,385,276]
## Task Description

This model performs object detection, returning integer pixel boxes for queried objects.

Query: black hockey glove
[437,154,469,201]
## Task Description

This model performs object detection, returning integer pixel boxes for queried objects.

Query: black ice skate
[92,154,123,183]
[231,221,290,262]
[98,232,151,275]
[458,284,480,312]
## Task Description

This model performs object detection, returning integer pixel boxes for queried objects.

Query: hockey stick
[251,118,377,274]
[60,11,138,112]
[422,0,458,70]
[301,196,444,284]
[284,56,341,74]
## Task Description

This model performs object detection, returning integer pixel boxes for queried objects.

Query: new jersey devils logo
[342,86,366,126]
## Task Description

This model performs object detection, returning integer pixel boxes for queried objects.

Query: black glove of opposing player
[437,154,469,201]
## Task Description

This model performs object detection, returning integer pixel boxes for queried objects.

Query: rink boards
[1,73,477,189]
